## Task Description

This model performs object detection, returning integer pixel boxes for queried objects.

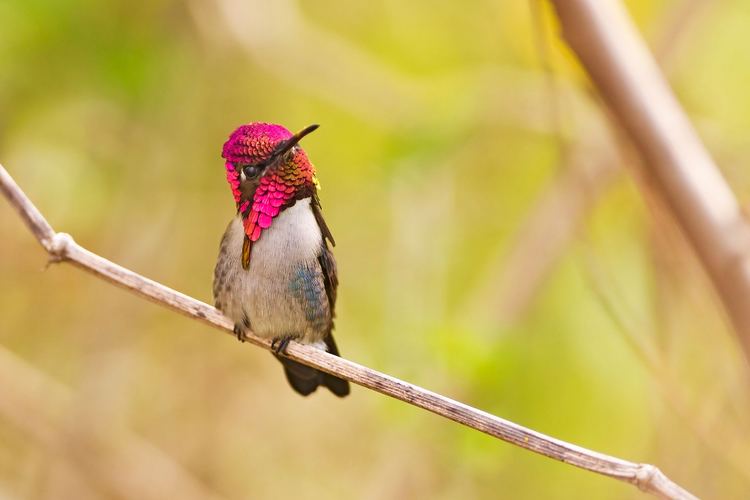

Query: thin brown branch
[549,0,750,362]
[0,164,696,500]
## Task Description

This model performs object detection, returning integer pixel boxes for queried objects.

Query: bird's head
[221,122,319,245]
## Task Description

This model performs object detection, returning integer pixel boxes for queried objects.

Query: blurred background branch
[0,344,224,500]
[465,0,713,326]
[549,0,750,363]
[0,163,696,499]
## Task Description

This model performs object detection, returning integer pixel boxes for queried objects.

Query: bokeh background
[2,0,750,498]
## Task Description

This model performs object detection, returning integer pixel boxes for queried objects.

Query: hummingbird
[213,122,350,397]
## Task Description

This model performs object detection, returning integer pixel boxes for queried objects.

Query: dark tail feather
[275,356,325,396]
[274,334,350,397]
[321,333,350,397]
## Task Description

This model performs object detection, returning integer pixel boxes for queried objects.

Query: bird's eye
[242,164,263,179]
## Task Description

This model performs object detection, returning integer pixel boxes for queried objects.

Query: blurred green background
[1,0,750,498]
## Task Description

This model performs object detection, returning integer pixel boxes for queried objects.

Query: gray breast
[213,198,331,343]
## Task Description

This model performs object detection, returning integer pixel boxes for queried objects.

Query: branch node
[49,232,74,261]
[634,464,660,491]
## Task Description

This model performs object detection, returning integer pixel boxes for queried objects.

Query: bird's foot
[233,324,248,343]
[271,336,292,355]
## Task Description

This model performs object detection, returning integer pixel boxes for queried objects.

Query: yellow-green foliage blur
[1,1,749,498]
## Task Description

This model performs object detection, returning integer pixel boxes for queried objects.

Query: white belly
[213,198,330,342]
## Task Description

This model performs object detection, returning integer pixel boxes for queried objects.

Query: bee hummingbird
[213,122,350,397]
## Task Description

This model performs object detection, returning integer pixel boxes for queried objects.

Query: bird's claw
[233,325,248,343]
[271,337,291,355]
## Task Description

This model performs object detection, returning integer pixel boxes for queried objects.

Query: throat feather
[241,235,251,269]
[242,168,315,246]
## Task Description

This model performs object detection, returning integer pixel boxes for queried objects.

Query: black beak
[273,124,319,158]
